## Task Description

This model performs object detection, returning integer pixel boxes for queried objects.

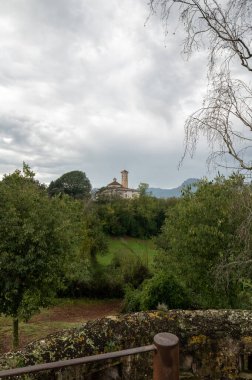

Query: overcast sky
[0,0,223,189]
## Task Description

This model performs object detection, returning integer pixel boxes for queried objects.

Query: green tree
[155,174,252,308]
[124,174,252,311]
[61,199,109,298]
[138,183,150,196]
[0,165,70,348]
[48,170,92,199]
[96,196,176,238]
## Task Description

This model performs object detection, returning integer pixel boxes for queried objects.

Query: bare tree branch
[181,72,252,170]
[150,0,252,71]
[150,0,252,171]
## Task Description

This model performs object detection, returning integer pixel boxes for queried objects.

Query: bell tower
[121,170,128,188]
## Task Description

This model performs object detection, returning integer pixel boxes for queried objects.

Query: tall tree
[48,170,92,199]
[150,0,252,171]
[138,183,150,196]
[0,164,70,348]
[155,174,252,308]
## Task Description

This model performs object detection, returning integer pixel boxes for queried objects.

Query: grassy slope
[97,236,157,268]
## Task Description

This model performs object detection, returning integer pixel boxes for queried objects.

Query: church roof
[107,178,123,188]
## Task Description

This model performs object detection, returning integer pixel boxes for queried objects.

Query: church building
[97,170,139,199]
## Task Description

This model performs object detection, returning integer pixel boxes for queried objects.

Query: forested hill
[147,178,199,198]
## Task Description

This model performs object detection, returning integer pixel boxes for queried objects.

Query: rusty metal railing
[0,332,179,379]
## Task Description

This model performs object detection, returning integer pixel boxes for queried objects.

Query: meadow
[97,237,156,268]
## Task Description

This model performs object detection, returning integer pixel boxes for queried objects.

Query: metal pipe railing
[0,332,179,379]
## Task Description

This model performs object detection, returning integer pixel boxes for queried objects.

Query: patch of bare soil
[0,300,122,354]
[30,300,122,323]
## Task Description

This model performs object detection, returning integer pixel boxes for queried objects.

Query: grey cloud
[0,0,214,188]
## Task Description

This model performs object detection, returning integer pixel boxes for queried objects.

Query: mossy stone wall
[1,310,252,379]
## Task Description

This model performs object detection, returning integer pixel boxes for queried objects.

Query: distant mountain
[147,178,200,198]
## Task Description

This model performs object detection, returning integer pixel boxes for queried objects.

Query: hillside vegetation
[124,174,252,312]
[1,164,252,349]
[97,237,156,268]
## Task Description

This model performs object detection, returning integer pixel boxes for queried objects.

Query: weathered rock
[0,310,252,379]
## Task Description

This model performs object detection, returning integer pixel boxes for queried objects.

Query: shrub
[123,271,192,312]
[111,251,151,289]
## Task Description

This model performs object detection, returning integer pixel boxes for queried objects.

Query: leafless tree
[150,0,252,171]
[183,71,252,170]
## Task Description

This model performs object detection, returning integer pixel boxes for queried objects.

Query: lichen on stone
[1,310,252,379]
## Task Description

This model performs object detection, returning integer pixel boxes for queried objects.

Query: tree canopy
[124,174,252,311]
[155,174,252,308]
[96,195,176,238]
[48,170,92,199]
[0,165,71,347]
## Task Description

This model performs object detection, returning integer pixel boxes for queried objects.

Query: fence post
[153,332,179,380]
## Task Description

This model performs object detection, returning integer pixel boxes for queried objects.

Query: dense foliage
[48,170,92,199]
[4,164,252,347]
[0,165,106,347]
[123,271,191,312]
[0,165,73,347]
[96,195,177,238]
[124,174,252,311]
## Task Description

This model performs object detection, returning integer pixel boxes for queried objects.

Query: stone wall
[1,310,252,379]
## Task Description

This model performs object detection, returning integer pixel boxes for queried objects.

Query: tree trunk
[12,317,19,349]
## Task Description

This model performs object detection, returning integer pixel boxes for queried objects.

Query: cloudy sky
[0,0,221,189]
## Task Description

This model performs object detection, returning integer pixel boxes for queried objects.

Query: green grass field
[97,237,157,268]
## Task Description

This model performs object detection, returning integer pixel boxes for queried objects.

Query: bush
[155,174,252,309]
[60,262,124,299]
[123,271,192,312]
[123,286,142,312]
[61,250,152,299]
[111,251,151,289]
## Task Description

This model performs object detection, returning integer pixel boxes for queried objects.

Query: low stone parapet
[0,310,252,379]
